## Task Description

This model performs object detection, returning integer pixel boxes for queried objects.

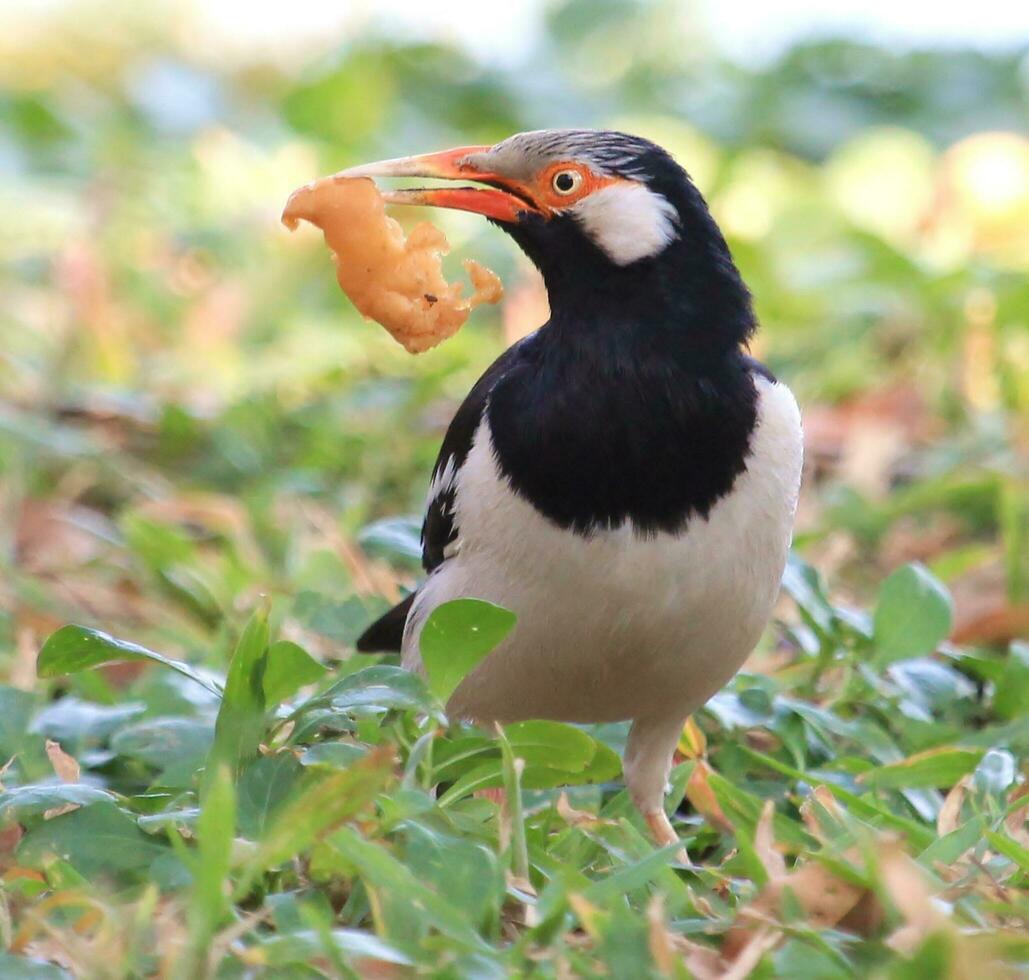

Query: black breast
[487,338,761,536]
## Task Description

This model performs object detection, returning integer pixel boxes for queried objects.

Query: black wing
[355,337,534,653]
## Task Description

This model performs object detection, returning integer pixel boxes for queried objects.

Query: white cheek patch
[570,183,680,265]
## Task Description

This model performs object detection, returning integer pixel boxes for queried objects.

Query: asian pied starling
[347,130,803,857]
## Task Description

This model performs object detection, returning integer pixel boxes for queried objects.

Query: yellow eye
[552,170,583,196]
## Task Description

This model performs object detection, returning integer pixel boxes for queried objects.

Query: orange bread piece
[282,176,502,354]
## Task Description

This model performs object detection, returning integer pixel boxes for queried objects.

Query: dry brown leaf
[0,822,23,871]
[938,775,971,837]
[646,895,676,976]
[1004,782,1029,849]
[879,839,946,955]
[722,927,781,980]
[685,760,733,834]
[556,792,606,830]
[754,801,787,880]
[724,805,881,965]
[678,716,707,760]
[14,500,110,575]
[45,740,79,784]
[567,894,603,939]
[799,784,846,842]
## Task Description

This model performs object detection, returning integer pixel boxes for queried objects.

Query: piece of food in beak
[281,176,503,354]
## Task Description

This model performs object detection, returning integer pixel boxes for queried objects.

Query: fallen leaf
[646,895,676,976]
[879,839,946,955]
[685,761,733,833]
[678,716,707,760]
[753,801,786,880]
[556,792,605,829]
[938,775,971,836]
[45,740,80,783]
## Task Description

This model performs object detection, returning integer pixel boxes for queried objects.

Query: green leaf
[176,764,236,980]
[18,802,168,879]
[37,625,223,697]
[0,953,72,980]
[327,823,491,951]
[859,747,983,790]
[263,640,327,706]
[403,822,504,932]
[206,607,270,781]
[237,746,395,893]
[237,753,303,839]
[994,643,1029,722]
[321,665,438,717]
[0,784,117,821]
[873,563,953,665]
[299,742,369,769]
[110,717,214,787]
[984,830,1029,872]
[253,929,413,970]
[30,697,145,744]
[420,599,516,703]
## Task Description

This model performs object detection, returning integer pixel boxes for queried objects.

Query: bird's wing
[421,336,532,572]
[355,336,534,653]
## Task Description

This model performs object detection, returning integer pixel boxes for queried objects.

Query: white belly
[403,377,803,724]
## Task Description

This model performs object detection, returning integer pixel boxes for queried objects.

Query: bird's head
[341,129,754,351]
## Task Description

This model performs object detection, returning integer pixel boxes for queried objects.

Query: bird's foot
[645,810,689,865]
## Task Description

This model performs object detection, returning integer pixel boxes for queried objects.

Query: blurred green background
[1,0,1027,667]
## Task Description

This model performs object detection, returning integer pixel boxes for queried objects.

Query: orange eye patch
[534,162,620,212]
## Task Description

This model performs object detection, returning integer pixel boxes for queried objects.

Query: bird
[345,129,803,857]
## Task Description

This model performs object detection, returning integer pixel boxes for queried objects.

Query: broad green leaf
[263,640,327,706]
[322,665,438,717]
[0,783,117,821]
[207,607,270,781]
[299,742,369,768]
[18,802,168,879]
[859,747,983,790]
[0,953,72,980]
[873,563,953,665]
[253,928,413,969]
[237,753,303,839]
[111,717,214,787]
[505,720,599,772]
[403,822,504,932]
[781,555,836,636]
[37,625,223,697]
[29,697,145,744]
[420,599,516,703]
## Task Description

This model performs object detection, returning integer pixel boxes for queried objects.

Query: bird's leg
[624,715,689,864]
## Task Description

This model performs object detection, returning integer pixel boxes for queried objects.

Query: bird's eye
[552,170,583,196]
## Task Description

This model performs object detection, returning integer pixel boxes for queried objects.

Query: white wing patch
[425,454,458,512]
[571,183,680,265]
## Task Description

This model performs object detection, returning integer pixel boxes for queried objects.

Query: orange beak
[334,146,536,223]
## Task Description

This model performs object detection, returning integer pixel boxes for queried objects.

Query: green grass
[1,3,1028,976]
